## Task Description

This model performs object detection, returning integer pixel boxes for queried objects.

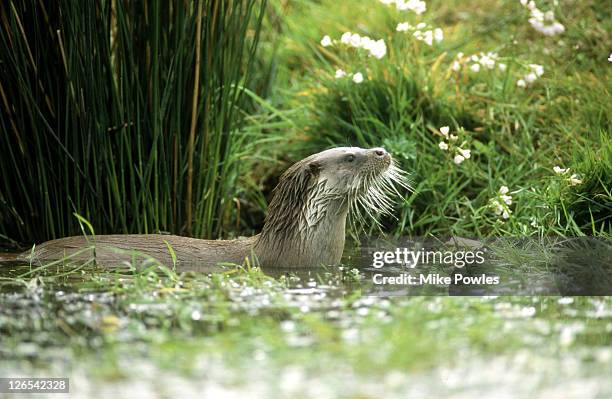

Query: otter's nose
[373,148,387,157]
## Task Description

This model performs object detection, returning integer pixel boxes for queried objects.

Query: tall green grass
[0,0,266,246]
[250,0,611,238]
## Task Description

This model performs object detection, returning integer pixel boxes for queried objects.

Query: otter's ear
[264,158,323,234]
[278,160,320,202]
[307,161,321,176]
[295,160,320,191]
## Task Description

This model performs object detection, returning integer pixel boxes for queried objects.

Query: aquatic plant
[0,0,266,245]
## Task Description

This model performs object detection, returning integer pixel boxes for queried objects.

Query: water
[0,261,610,399]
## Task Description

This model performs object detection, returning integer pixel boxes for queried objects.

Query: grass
[247,0,610,239]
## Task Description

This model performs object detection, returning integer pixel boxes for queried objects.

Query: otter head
[312,147,392,196]
[255,147,409,268]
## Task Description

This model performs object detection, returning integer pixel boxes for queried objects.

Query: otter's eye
[345,154,355,163]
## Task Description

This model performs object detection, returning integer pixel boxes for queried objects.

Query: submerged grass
[0,260,610,397]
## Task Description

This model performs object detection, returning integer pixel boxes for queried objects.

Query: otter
[15,147,409,269]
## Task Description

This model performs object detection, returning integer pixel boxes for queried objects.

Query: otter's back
[20,234,257,271]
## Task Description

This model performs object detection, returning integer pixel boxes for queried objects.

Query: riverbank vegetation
[0,0,610,397]
[1,0,609,249]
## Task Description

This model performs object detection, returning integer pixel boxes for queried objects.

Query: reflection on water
[355,237,612,296]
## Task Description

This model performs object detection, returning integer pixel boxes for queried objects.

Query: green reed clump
[0,0,266,246]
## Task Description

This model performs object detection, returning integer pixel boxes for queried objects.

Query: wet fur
[17,147,409,269]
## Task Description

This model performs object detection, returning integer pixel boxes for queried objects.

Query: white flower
[542,22,565,36]
[335,69,347,79]
[422,30,434,46]
[396,22,411,32]
[569,174,582,186]
[491,188,513,220]
[438,141,449,150]
[440,126,450,136]
[555,22,566,34]
[340,32,352,44]
[337,32,387,59]
[364,39,387,59]
[416,22,427,29]
[449,134,458,141]
[479,55,495,69]
[517,79,526,87]
[434,28,444,42]
[451,61,461,71]
[525,72,538,83]
[498,63,507,72]
[470,63,481,72]
[320,35,332,47]
[520,0,528,6]
[453,154,465,164]
[608,53,612,62]
[553,166,569,174]
[527,5,565,36]
[530,64,544,76]
[458,148,471,159]
[492,200,503,215]
[395,0,427,14]
[280,320,296,332]
[412,0,427,14]
[352,72,364,83]
[530,8,544,21]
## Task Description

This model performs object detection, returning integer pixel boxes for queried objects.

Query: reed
[0,0,266,245]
